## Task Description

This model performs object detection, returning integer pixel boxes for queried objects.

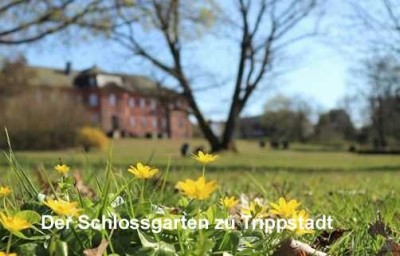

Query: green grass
[0,138,399,255]
[3,138,400,172]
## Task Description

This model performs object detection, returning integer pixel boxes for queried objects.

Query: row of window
[129,116,167,129]
[87,93,157,109]
[91,114,168,129]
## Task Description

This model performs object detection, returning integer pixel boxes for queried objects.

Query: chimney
[65,61,72,75]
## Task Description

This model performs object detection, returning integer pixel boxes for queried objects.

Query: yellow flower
[0,213,31,233]
[176,176,217,200]
[192,151,219,164]
[241,201,268,218]
[44,199,81,217]
[288,209,315,235]
[0,186,11,197]
[220,196,239,210]
[54,164,70,175]
[270,197,300,218]
[0,252,17,256]
[128,162,158,179]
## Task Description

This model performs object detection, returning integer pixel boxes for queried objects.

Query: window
[129,97,135,108]
[89,76,96,87]
[141,117,147,128]
[150,99,157,110]
[109,94,117,106]
[179,118,185,128]
[88,93,98,107]
[152,117,157,129]
[162,118,167,129]
[129,116,136,127]
[140,98,146,109]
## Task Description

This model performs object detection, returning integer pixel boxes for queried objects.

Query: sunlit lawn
[3,138,400,172]
[2,138,400,204]
[0,138,399,254]
[2,138,400,198]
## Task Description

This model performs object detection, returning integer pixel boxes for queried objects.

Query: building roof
[24,66,77,88]
[23,65,181,98]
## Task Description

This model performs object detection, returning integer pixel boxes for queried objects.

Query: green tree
[262,95,314,142]
[314,109,355,143]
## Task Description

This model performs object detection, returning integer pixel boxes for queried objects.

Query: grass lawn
[0,138,399,255]
[3,138,400,171]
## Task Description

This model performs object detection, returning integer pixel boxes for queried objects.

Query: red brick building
[25,65,192,139]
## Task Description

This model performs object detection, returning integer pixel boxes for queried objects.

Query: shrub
[77,126,109,151]
[0,89,88,150]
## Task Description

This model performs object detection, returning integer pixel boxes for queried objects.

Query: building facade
[25,65,192,139]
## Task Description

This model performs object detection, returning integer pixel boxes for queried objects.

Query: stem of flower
[196,202,206,255]
[70,225,85,252]
[140,180,145,202]
[6,233,12,254]
[202,165,206,177]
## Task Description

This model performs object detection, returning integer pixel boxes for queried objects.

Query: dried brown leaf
[83,239,109,256]
[272,239,327,256]
[313,228,348,249]
[377,239,400,256]
[369,212,392,238]
[35,169,58,194]
[73,170,96,199]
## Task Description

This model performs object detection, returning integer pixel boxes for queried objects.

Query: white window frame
[140,98,146,109]
[152,117,157,129]
[130,116,136,127]
[141,117,147,128]
[129,97,135,108]
[88,93,98,107]
[109,94,117,106]
[151,99,157,110]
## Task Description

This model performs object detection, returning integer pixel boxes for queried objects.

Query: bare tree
[0,0,127,45]
[349,0,400,53]
[66,0,322,151]
[352,56,400,148]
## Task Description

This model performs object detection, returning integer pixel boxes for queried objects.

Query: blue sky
[9,0,357,122]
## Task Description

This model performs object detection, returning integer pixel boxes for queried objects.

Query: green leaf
[138,230,176,254]
[16,242,48,256]
[12,230,47,241]
[178,197,189,208]
[205,205,217,223]
[49,238,68,256]
[217,230,242,252]
[15,210,41,224]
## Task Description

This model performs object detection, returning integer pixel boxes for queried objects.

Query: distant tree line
[237,86,400,151]
[354,56,400,150]
[255,95,356,147]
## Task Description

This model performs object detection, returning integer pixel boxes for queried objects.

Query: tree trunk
[177,76,221,151]
[189,95,221,151]
[220,102,241,151]
[376,97,387,148]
